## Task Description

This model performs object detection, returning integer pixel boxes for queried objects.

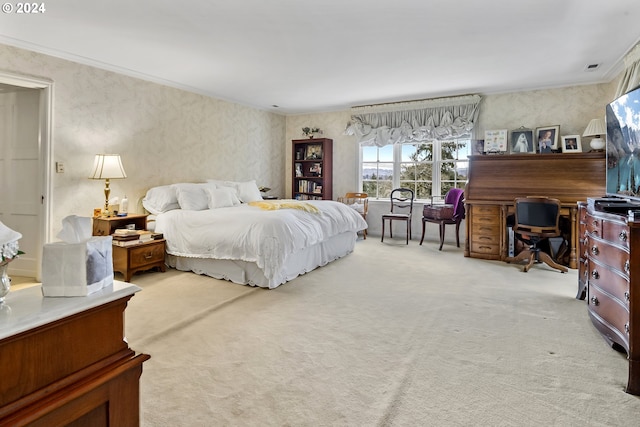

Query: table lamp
[89,154,127,217]
[583,118,606,151]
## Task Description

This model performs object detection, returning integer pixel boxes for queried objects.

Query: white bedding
[154,200,368,288]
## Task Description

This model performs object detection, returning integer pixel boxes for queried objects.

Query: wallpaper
[0,43,286,236]
[0,42,619,242]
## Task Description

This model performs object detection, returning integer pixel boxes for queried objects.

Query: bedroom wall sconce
[583,118,606,151]
[89,154,127,217]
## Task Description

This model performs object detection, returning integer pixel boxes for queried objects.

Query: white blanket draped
[154,200,367,285]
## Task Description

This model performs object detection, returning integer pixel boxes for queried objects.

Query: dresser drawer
[588,283,630,348]
[588,235,630,275]
[601,220,630,249]
[470,241,500,255]
[584,212,603,237]
[471,223,500,243]
[472,205,500,216]
[128,241,165,268]
[588,257,630,305]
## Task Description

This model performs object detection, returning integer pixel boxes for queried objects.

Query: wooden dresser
[465,153,606,268]
[578,200,640,395]
[0,282,150,425]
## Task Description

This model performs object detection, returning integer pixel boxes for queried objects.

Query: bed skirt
[165,231,357,289]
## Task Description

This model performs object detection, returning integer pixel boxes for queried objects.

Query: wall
[0,43,286,238]
[285,82,618,243]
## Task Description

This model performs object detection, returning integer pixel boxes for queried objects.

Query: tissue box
[41,236,114,297]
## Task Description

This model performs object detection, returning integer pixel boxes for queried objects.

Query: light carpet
[125,238,640,426]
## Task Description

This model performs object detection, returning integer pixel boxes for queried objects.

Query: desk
[464,153,606,268]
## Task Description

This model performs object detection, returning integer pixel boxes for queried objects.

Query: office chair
[381,188,414,244]
[506,196,568,273]
[338,192,368,239]
[420,188,465,250]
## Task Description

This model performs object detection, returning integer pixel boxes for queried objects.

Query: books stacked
[112,229,164,246]
[112,229,141,246]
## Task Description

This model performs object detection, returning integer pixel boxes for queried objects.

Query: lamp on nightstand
[89,154,127,217]
[583,118,606,151]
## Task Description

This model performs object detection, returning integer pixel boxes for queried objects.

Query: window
[361,139,469,200]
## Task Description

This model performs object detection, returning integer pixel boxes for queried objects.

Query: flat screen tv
[606,85,640,199]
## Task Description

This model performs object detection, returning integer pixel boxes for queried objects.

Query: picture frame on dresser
[561,135,582,153]
[535,125,559,153]
[510,128,535,154]
[483,130,507,154]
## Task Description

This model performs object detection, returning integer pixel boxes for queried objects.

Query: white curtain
[615,42,640,98]
[344,94,481,146]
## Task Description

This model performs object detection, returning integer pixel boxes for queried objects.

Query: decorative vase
[0,261,11,303]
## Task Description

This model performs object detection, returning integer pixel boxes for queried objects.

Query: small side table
[112,239,166,282]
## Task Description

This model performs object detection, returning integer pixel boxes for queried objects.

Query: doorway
[0,72,53,281]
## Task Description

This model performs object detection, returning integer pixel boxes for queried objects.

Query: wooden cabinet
[292,138,333,200]
[578,200,640,395]
[0,282,149,425]
[113,239,167,282]
[467,204,501,259]
[94,214,166,282]
[464,153,606,268]
[93,214,148,236]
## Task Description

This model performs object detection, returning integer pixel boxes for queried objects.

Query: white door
[0,89,41,278]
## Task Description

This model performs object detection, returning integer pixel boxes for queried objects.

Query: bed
[143,181,367,289]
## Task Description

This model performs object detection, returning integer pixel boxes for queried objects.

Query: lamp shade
[583,118,606,137]
[89,154,127,180]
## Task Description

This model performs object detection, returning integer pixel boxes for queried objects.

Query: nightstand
[112,239,166,282]
[93,214,166,282]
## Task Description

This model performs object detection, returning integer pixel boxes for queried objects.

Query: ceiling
[1,0,640,114]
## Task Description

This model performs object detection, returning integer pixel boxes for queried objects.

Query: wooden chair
[505,196,568,273]
[338,192,368,239]
[381,188,414,244]
[420,188,465,250]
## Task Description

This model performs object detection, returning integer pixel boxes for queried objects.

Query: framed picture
[561,135,582,153]
[535,125,560,153]
[510,128,535,154]
[484,130,508,154]
[471,139,485,155]
[295,163,303,177]
[305,144,322,160]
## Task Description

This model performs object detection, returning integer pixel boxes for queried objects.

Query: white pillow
[142,185,180,215]
[207,187,241,209]
[232,180,263,203]
[173,183,216,211]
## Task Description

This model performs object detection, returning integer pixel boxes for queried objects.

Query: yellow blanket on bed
[248,200,320,213]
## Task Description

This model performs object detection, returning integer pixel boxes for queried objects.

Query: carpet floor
[124,238,640,426]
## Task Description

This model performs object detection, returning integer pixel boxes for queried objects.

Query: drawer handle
[591,246,599,256]
[625,323,630,334]
[625,260,630,273]
[592,219,599,227]
[619,231,628,242]
[479,227,492,232]
[590,296,599,306]
[479,246,492,250]
[145,253,153,259]
[591,270,599,280]
[479,236,492,241]
[625,291,630,302]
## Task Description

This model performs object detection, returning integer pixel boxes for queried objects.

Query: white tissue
[56,215,92,243]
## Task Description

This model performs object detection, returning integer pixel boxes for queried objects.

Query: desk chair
[338,192,368,239]
[420,188,465,250]
[506,196,568,273]
[381,188,414,244]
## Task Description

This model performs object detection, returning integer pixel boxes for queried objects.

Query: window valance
[344,94,481,146]
[615,42,640,98]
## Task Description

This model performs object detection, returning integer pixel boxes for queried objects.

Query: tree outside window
[361,139,469,200]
